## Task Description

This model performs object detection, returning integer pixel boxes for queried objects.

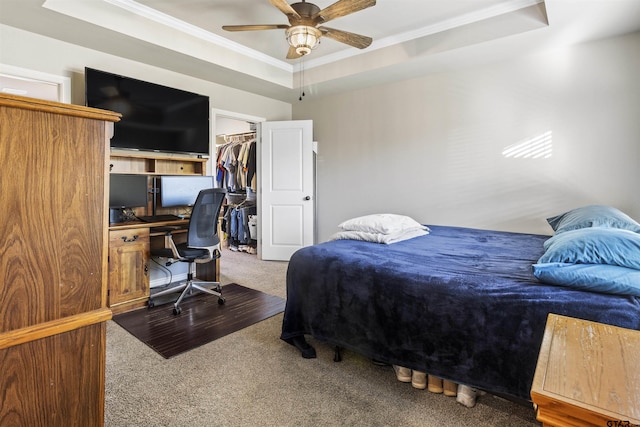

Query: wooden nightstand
[531,314,640,427]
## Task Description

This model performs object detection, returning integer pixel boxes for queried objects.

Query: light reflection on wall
[502,131,552,159]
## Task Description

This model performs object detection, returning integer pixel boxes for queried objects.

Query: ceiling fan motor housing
[289,2,322,25]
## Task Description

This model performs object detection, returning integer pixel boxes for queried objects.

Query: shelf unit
[109,149,208,175]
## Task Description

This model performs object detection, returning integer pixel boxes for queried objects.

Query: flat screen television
[85,67,210,156]
[159,175,214,207]
[109,174,148,208]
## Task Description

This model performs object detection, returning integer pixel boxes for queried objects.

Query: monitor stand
[109,208,127,224]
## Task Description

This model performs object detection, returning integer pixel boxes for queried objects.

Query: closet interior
[215,118,257,254]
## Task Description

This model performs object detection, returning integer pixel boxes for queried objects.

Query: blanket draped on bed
[280,225,640,400]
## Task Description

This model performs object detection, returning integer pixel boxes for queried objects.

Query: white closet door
[258,120,314,261]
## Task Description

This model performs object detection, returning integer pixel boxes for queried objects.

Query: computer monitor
[109,174,148,208]
[159,175,214,207]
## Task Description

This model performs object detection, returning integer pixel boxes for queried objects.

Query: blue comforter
[280,225,640,400]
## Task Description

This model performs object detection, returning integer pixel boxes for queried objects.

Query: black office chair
[149,188,227,315]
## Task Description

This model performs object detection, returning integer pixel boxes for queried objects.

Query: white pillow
[330,227,429,244]
[338,213,427,235]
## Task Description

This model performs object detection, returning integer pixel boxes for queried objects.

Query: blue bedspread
[280,225,640,400]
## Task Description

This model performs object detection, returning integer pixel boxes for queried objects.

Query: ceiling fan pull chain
[299,57,305,101]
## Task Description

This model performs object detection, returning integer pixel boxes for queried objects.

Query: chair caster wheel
[218,297,225,305]
[173,306,182,315]
[148,300,155,308]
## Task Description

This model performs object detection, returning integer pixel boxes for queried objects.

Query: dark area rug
[112,283,285,358]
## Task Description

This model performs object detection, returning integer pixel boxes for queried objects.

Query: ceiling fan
[222,0,376,59]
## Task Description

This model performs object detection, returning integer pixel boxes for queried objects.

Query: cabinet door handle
[144,263,149,276]
[122,235,138,243]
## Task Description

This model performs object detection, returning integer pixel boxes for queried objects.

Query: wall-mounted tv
[85,67,210,156]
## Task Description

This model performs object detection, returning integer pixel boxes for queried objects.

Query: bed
[280,208,640,401]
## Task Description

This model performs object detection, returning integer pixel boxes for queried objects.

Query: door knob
[304,196,311,201]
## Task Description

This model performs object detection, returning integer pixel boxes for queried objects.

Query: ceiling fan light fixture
[286,25,321,56]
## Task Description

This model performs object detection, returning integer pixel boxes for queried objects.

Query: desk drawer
[110,229,150,248]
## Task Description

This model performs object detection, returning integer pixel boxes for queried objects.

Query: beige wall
[294,32,640,241]
[3,23,639,243]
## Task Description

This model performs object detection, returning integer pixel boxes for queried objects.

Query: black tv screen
[85,67,210,156]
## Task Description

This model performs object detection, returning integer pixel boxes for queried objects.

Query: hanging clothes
[246,141,257,191]
[215,132,256,192]
[223,201,257,252]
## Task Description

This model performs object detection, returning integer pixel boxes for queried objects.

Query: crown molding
[42,0,544,77]
[102,0,292,72]
[299,0,544,71]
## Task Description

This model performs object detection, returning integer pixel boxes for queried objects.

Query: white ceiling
[133,0,514,60]
[1,0,640,102]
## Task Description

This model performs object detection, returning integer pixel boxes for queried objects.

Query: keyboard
[137,214,182,223]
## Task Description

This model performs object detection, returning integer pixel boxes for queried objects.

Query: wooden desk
[108,219,217,314]
[531,314,640,427]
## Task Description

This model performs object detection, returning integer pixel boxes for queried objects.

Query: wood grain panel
[0,107,105,332]
[1,105,57,332]
[0,323,106,427]
[51,114,106,317]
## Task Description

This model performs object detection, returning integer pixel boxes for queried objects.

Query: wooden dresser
[0,94,120,426]
[531,313,640,427]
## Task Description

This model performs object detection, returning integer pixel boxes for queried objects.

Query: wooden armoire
[0,94,120,426]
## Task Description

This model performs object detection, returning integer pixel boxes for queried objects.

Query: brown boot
[443,380,457,396]
[427,375,443,393]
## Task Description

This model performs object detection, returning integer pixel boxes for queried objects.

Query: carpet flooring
[112,283,285,358]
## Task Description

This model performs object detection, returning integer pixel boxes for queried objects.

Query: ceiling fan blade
[222,24,289,32]
[318,27,372,49]
[313,0,376,24]
[269,0,301,19]
[286,45,303,60]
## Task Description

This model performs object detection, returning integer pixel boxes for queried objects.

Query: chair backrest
[187,188,227,249]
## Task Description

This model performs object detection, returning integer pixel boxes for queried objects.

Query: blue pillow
[539,227,640,270]
[547,205,640,234]
[532,262,640,297]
